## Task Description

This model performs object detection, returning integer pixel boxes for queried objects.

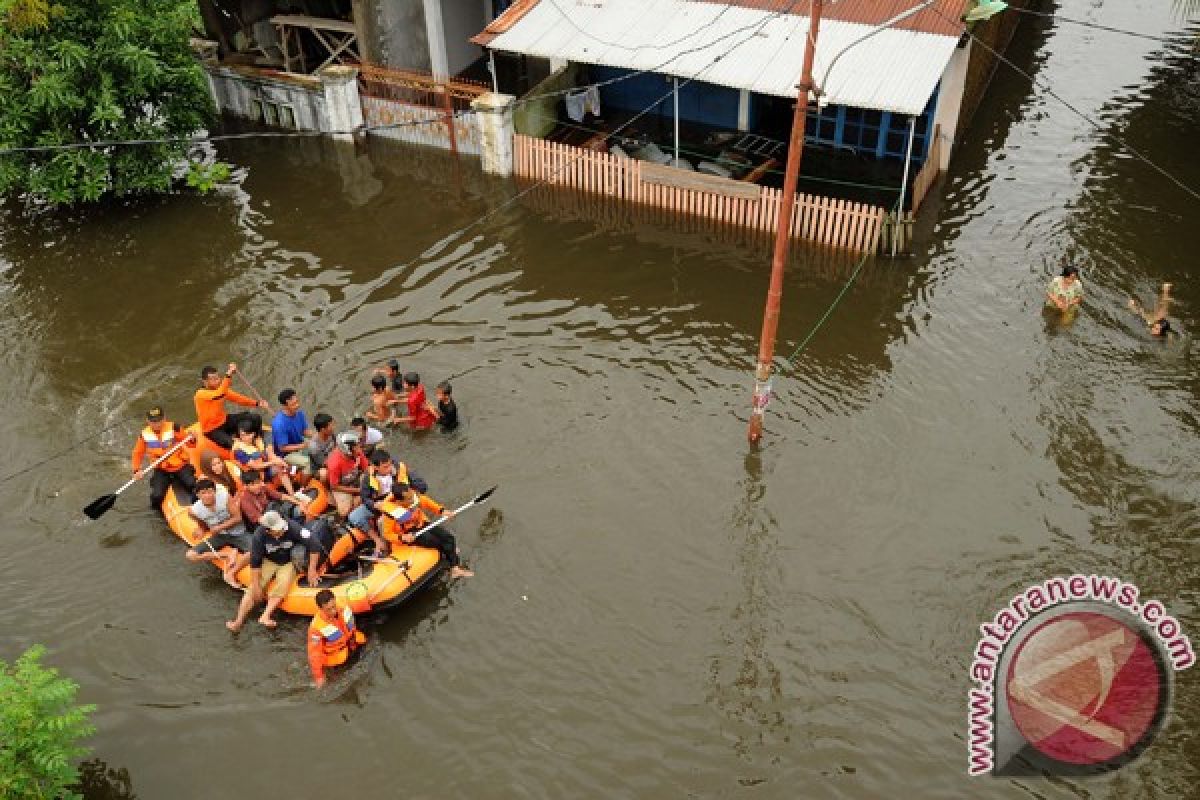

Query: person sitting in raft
[365,375,401,427]
[1129,282,1176,339]
[236,469,308,531]
[390,482,473,579]
[225,510,323,632]
[131,406,198,511]
[396,373,437,431]
[232,418,302,500]
[199,450,241,495]
[306,413,337,484]
[271,388,315,477]
[350,416,384,456]
[433,381,458,432]
[346,448,424,557]
[1046,265,1084,313]
[194,363,268,450]
[308,588,371,689]
[325,431,369,518]
[185,478,250,587]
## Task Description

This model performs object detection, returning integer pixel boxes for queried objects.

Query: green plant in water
[0,645,96,800]
[185,160,231,193]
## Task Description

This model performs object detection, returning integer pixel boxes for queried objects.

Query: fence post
[472,92,517,176]
[318,65,364,139]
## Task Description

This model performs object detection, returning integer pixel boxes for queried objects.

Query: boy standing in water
[434,381,459,431]
[397,373,437,430]
[365,375,400,427]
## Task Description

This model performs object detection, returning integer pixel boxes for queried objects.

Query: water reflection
[76,758,136,800]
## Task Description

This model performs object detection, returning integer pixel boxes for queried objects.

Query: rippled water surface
[2,2,1200,797]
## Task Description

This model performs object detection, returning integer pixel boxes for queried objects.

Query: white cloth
[565,86,602,122]
[565,90,587,122]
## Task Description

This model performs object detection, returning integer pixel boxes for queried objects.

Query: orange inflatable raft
[157,425,445,615]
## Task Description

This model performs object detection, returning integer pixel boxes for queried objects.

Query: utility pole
[747,0,823,444]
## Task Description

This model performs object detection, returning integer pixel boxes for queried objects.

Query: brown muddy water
[2,2,1200,797]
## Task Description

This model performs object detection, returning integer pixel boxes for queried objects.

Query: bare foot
[223,570,242,589]
[258,614,277,629]
[450,565,474,579]
[225,620,242,633]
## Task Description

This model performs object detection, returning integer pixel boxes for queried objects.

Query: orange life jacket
[131,422,190,473]
[307,604,366,682]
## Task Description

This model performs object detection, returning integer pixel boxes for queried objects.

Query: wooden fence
[513,134,894,254]
[910,125,943,213]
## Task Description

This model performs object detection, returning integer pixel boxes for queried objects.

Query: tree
[0,0,221,205]
[0,645,96,800]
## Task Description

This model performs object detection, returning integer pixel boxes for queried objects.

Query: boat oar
[233,368,268,406]
[389,485,497,540]
[83,434,194,519]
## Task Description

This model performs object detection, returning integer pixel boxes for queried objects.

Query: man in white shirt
[185,478,251,587]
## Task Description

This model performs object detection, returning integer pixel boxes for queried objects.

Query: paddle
[232,367,268,406]
[83,434,194,519]
[388,485,497,540]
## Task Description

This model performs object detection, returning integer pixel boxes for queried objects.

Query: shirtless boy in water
[365,375,401,426]
[1129,282,1175,338]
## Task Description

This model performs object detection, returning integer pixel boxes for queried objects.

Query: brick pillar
[318,65,365,140]
[471,91,516,176]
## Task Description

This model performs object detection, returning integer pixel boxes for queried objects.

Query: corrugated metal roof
[691,0,971,38]
[476,0,961,115]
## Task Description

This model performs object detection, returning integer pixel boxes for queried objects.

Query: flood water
[3,2,1200,797]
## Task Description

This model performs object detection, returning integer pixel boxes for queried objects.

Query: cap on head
[146,406,165,422]
[260,510,288,532]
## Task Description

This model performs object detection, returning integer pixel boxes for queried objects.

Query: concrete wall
[357,0,432,72]
[514,62,579,137]
[440,0,489,76]
[932,42,971,171]
[208,66,328,130]
[957,0,1035,136]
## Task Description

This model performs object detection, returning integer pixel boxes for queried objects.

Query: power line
[540,0,741,53]
[1006,6,1200,46]
[931,5,1200,204]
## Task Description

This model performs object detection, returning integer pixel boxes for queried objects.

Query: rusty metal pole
[748,0,823,444]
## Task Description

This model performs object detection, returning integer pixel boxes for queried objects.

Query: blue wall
[798,88,939,163]
[590,66,743,129]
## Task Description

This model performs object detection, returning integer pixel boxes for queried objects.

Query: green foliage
[185,159,230,192]
[0,0,221,205]
[0,645,96,800]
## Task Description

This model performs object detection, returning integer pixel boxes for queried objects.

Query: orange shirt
[194,376,257,432]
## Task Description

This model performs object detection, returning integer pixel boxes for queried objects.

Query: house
[194,0,506,137]
[470,0,1030,250]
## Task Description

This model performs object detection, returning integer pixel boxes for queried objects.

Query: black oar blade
[83,494,117,520]
[473,485,498,505]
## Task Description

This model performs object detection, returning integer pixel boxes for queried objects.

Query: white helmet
[336,430,360,455]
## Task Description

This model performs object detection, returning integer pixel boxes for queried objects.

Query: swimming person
[1129,282,1175,338]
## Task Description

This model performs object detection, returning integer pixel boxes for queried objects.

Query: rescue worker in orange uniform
[390,483,473,579]
[131,407,197,511]
[194,363,268,450]
[308,588,371,688]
